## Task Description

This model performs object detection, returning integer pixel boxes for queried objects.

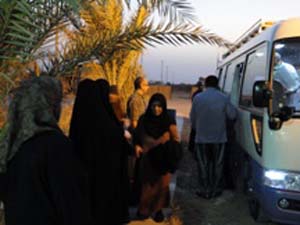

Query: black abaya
[69,79,131,225]
[4,130,91,225]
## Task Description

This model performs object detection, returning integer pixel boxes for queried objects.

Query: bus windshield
[272,39,300,112]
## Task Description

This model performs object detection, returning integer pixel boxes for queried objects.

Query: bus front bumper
[259,184,300,224]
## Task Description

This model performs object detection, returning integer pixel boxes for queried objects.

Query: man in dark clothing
[190,75,237,199]
[0,76,91,225]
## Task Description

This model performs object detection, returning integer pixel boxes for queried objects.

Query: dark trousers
[195,143,225,195]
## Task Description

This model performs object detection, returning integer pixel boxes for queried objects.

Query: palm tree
[50,0,230,109]
[44,0,230,76]
[0,0,231,102]
[0,0,81,99]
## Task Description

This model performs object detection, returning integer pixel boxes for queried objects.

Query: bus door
[226,61,245,189]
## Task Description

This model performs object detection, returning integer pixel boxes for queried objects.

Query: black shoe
[196,191,211,199]
[153,210,165,223]
[136,210,149,220]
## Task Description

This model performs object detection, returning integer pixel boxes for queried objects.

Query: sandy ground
[173,133,276,225]
[168,91,191,118]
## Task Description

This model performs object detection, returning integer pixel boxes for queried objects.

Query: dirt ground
[173,134,276,225]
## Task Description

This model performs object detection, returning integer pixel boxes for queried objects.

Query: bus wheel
[248,197,269,222]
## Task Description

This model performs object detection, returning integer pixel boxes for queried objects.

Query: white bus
[217,18,300,224]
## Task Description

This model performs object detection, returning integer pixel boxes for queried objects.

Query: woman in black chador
[134,93,181,222]
[69,79,131,225]
[0,76,91,225]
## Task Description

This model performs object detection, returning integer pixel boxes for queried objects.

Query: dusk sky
[142,0,300,84]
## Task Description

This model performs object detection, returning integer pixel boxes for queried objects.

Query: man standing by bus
[190,75,237,199]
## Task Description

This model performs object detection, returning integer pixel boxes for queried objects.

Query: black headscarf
[95,79,121,125]
[142,93,175,139]
[69,79,123,164]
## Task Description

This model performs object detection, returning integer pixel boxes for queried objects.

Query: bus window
[240,44,268,108]
[223,64,235,93]
[231,63,244,105]
[218,68,223,88]
[222,64,231,91]
[272,39,300,112]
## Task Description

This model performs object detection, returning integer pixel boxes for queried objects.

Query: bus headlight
[264,170,300,192]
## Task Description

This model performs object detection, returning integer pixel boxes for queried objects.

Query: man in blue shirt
[190,75,237,199]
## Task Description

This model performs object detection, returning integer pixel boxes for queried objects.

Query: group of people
[0,76,182,225]
[0,72,239,224]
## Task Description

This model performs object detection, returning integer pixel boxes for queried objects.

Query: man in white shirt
[273,52,300,108]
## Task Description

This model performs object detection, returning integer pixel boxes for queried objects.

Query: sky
[142,0,300,84]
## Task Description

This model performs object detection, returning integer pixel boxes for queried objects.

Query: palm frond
[154,0,196,23]
[104,21,232,56]
[0,0,81,63]
[131,0,196,23]
[120,26,229,64]
[44,13,232,78]
[128,5,149,30]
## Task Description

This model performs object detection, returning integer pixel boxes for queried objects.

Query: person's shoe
[153,210,165,222]
[136,210,149,220]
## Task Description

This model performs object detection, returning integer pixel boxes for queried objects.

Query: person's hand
[135,145,143,158]
[160,132,170,144]
[124,130,132,140]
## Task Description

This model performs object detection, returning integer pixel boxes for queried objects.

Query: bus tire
[248,197,269,222]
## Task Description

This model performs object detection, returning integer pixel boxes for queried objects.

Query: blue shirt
[190,87,237,144]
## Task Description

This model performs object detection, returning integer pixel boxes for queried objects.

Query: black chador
[70,79,131,225]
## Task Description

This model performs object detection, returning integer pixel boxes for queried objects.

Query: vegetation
[0,0,232,123]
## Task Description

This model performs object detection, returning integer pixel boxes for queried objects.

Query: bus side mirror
[269,106,295,130]
[252,81,272,107]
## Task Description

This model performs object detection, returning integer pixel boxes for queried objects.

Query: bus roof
[218,18,300,68]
